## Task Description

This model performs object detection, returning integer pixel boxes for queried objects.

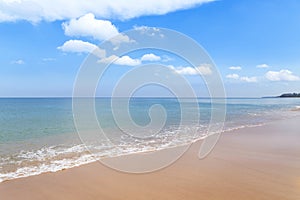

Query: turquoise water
[0,97,300,182]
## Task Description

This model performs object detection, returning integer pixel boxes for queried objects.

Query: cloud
[0,0,214,23]
[226,73,257,82]
[98,55,118,64]
[62,13,134,49]
[240,76,258,83]
[168,64,212,75]
[197,64,213,75]
[141,53,161,61]
[57,39,97,53]
[99,55,141,66]
[256,64,270,68]
[114,56,141,66]
[11,59,25,65]
[134,26,164,37]
[99,54,213,73]
[109,34,134,46]
[134,26,160,32]
[99,53,164,66]
[265,69,300,81]
[229,66,242,70]
[62,13,119,41]
[57,39,106,57]
[226,74,239,79]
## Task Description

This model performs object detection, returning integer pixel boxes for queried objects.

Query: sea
[0,97,300,182]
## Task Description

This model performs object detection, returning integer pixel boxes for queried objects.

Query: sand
[1,117,300,200]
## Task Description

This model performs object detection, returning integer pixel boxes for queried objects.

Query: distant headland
[262,93,300,98]
[278,93,300,98]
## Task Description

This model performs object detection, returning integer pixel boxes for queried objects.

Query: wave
[291,106,300,111]
[0,122,268,183]
[0,127,201,183]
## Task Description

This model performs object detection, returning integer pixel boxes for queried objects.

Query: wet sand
[1,117,300,200]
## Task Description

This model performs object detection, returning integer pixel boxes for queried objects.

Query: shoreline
[1,116,300,199]
[0,122,269,183]
[0,121,272,183]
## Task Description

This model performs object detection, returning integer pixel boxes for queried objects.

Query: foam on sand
[291,106,300,111]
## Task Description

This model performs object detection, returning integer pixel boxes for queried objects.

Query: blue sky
[0,0,300,97]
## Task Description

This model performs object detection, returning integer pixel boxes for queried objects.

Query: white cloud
[98,55,119,64]
[240,76,258,83]
[226,74,239,79]
[229,66,242,70]
[11,59,25,65]
[62,13,134,49]
[109,34,134,46]
[134,26,160,32]
[99,53,164,66]
[58,40,97,53]
[226,73,257,83]
[62,13,119,41]
[141,53,161,61]
[57,39,106,57]
[99,55,141,66]
[168,64,212,75]
[134,26,164,37]
[0,0,214,23]
[265,70,300,81]
[197,64,213,75]
[100,55,213,73]
[256,64,270,68]
[114,56,141,66]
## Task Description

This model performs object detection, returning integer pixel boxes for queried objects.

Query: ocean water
[0,97,300,182]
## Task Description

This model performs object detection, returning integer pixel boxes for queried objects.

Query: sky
[0,0,300,97]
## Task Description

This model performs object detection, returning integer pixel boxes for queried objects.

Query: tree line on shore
[279,93,300,98]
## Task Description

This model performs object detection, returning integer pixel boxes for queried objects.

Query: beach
[1,0,300,199]
[1,116,299,200]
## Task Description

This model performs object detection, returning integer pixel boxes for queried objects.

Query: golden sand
[1,117,300,200]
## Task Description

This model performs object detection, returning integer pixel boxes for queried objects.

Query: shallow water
[0,97,300,182]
